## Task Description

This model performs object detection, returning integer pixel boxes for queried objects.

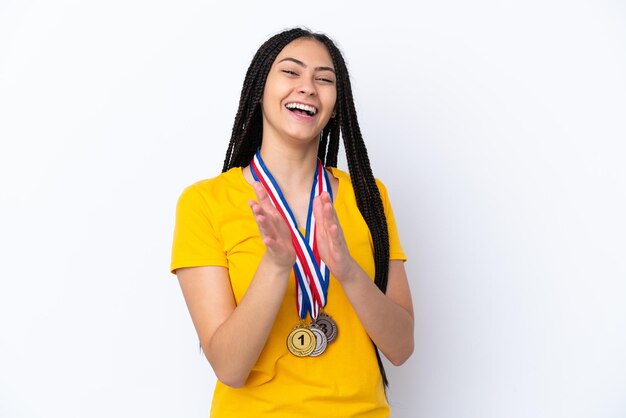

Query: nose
[298,77,317,96]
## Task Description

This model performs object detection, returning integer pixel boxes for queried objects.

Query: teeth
[285,102,317,115]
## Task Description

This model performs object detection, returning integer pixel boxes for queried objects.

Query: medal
[251,150,337,357]
[287,325,316,357]
[313,312,338,344]
[308,325,328,356]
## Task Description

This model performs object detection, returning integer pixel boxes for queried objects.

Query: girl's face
[260,38,337,146]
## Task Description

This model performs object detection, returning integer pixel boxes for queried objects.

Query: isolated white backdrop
[1,1,625,417]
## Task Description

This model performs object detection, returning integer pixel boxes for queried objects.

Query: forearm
[337,262,414,366]
[206,255,291,387]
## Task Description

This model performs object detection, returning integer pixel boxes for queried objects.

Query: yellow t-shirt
[171,166,406,418]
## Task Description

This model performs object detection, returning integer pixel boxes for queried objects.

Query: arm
[332,260,414,365]
[176,182,295,387]
[313,192,414,365]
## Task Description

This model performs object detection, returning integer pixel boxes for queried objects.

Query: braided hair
[222,28,392,388]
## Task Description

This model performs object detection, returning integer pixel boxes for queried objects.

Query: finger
[313,196,332,244]
[318,191,332,205]
[253,181,278,213]
[312,195,325,227]
[250,199,283,240]
[320,196,339,228]
[320,200,347,250]
[314,192,337,227]
[250,198,293,243]
[321,193,340,224]
[248,199,267,219]
[328,223,343,246]
[249,201,269,233]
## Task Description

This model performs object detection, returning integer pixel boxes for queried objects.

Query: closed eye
[317,77,334,84]
[282,69,298,76]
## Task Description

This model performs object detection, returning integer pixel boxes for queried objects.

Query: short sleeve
[375,179,407,261]
[170,184,228,274]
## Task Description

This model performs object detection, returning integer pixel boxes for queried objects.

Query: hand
[312,191,358,282]
[249,181,296,269]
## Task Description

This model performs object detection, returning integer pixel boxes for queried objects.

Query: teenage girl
[171,27,414,418]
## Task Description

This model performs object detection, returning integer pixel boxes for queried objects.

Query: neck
[257,141,319,190]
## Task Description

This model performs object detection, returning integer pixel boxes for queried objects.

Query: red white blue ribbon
[250,150,333,319]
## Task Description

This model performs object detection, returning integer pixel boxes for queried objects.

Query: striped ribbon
[250,150,333,319]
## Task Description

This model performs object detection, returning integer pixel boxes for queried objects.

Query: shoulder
[175,168,249,218]
[178,168,243,201]
[327,166,350,180]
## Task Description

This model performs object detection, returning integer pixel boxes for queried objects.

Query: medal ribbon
[250,150,333,319]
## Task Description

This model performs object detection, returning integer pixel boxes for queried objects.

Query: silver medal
[308,325,328,357]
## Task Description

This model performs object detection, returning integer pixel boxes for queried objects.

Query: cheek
[326,92,337,112]
[260,85,281,115]
[262,79,289,107]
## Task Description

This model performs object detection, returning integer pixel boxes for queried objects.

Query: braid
[224,28,393,388]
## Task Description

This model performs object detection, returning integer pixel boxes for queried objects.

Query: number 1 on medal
[298,334,304,345]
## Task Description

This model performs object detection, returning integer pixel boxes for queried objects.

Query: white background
[1,1,625,417]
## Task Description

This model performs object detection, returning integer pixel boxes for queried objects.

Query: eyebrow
[277,57,336,74]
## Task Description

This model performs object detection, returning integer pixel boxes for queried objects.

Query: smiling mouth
[285,102,318,117]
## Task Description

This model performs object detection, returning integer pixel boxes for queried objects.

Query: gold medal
[286,325,316,357]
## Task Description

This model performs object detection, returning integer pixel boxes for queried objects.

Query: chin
[282,129,320,144]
